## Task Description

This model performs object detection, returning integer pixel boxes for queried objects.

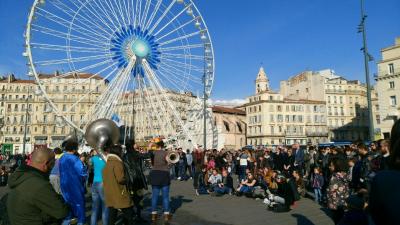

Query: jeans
[239,165,247,182]
[214,186,232,194]
[178,164,186,179]
[151,185,170,213]
[314,188,322,203]
[239,185,254,193]
[90,182,108,225]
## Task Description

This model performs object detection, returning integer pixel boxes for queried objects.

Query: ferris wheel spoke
[148,0,177,35]
[143,0,162,30]
[56,60,114,78]
[156,68,188,92]
[113,0,129,28]
[31,24,109,48]
[35,7,109,41]
[143,59,194,141]
[49,0,113,38]
[158,30,202,47]
[134,0,143,28]
[158,62,202,85]
[101,0,124,29]
[153,2,193,37]
[35,54,112,66]
[91,0,120,30]
[161,53,204,61]
[159,43,203,52]
[65,64,118,113]
[139,0,152,28]
[76,1,116,35]
[161,57,204,73]
[31,43,108,53]
[155,16,197,42]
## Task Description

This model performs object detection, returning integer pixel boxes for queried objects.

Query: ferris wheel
[25,0,216,148]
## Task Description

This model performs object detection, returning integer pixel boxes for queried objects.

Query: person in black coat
[124,140,149,222]
[369,119,400,225]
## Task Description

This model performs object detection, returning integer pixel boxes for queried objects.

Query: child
[312,167,324,203]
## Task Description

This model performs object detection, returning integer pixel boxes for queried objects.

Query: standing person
[379,140,390,170]
[239,150,249,182]
[103,145,135,225]
[59,137,87,225]
[193,147,205,195]
[49,147,63,194]
[370,119,400,225]
[186,150,193,179]
[149,139,172,223]
[293,143,304,174]
[327,158,350,225]
[7,147,69,225]
[177,150,187,180]
[124,140,149,223]
[90,150,108,225]
[311,167,324,203]
[0,166,8,187]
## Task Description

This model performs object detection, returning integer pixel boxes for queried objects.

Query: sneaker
[195,189,199,196]
[190,177,193,179]
[177,177,181,180]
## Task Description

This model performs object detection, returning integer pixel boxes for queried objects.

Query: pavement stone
[1,179,334,225]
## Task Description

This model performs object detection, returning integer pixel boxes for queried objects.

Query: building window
[271,126,274,134]
[63,104,67,111]
[388,63,394,74]
[328,96,331,103]
[389,81,395,89]
[390,96,397,106]
[340,96,343,104]
[376,115,381,125]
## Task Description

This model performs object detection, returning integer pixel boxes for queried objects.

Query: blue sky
[0,0,399,101]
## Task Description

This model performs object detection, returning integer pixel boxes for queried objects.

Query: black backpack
[122,153,147,195]
[0,193,10,225]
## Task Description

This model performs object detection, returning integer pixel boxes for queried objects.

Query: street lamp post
[358,0,374,142]
[23,86,30,154]
[203,43,209,150]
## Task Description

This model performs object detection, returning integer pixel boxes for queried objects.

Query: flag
[111,113,124,127]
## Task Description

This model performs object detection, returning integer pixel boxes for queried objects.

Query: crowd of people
[0,119,399,225]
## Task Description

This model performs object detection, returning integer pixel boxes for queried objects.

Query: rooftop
[212,106,246,116]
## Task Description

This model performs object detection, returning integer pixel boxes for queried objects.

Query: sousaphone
[85,119,120,159]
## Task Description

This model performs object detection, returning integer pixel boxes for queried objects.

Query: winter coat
[312,173,324,189]
[103,154,133,209]
[327,172,350,210]
[6,165,69,225]
[124,150,148,191]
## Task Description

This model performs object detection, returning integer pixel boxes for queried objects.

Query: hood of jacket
[8,164,48,189]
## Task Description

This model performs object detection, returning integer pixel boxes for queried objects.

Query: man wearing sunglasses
[7,147,69,225]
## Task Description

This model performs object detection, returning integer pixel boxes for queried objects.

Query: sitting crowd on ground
[0,118,400,225]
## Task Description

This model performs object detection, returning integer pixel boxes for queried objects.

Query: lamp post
[203,44,207,150]
[23,84,31,154]
[358,0,374,142]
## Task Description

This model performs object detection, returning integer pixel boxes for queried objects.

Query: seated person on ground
[207,168,222,192]
[213,170,233,195]
[263,173,295,211]
[236,172,257,196]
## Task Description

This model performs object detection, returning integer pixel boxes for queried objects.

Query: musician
[149,139,172,223]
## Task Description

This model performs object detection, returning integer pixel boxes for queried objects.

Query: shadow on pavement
[291,213,316,225]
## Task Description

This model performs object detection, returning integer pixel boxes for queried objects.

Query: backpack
[122,153,147,195]
[0,193,10,225]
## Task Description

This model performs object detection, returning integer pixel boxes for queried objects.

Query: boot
[151,213,158,223]
[164,213,172,223]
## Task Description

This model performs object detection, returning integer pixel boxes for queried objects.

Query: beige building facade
[243,68,328,146]
[280,69,369,142]
[0,73,107,154]
[212,106,246,150]
[375,37,400,139]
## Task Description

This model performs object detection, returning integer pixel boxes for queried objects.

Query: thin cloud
[210,98,247,107]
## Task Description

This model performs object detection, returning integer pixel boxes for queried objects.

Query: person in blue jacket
[59,136,87,225]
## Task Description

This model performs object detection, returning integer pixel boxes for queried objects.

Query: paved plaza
[2,179,333,225]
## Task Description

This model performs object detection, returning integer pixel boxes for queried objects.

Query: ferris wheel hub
[131,39,150,58]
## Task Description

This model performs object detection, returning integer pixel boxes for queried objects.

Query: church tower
[255,67,270,94]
